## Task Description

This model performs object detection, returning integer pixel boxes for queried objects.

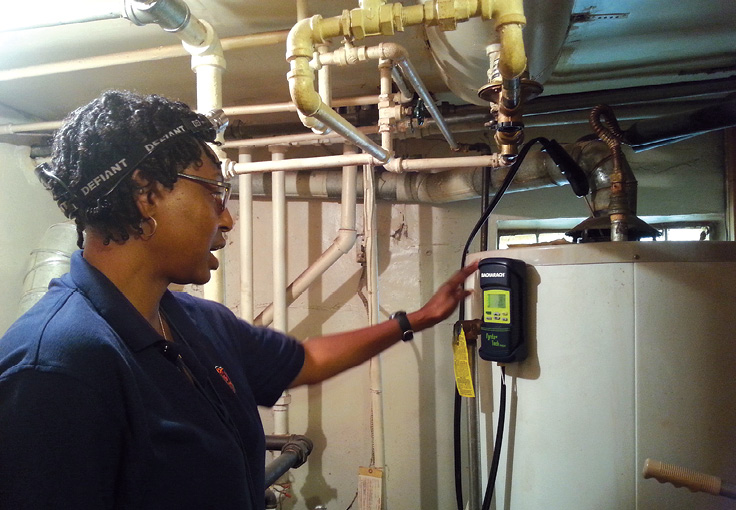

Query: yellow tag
[452,325,475,398]
[358,466,383,510]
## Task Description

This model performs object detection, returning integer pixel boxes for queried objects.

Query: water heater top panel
[469,241,736,268]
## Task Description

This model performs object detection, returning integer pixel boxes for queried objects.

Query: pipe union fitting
[124,0,190,32]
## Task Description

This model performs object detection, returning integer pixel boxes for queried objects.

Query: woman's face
[151,147,234,286]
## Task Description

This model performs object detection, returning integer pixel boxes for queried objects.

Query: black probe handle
[542,139,590,197]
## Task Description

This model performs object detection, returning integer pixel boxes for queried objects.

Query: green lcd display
[483,289,511,324]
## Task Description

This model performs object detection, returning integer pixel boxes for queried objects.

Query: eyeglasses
[176,173,232,213]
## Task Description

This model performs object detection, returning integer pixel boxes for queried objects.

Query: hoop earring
[140,217,158,241]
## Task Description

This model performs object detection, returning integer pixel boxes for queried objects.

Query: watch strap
[390,311,414,342]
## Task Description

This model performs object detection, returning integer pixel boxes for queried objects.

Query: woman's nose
[220,206,234,232]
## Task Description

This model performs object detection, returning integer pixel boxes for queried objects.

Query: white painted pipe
[223,94,400,116]
[254,145,359,327]
[0,31,287,82]
[222,126,379,150]
[0,121,63,135]
[231,153,373,174]
[270,148,288,334]
[238,149,255,323]
[230,152,505,175]
[179,17,227,304]
[385,155,506,173]
[363,162,385,469]
[270,146,289,436]
[316,44,332,135]
[378,58,394,155]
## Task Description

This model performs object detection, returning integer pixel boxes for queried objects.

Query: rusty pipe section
[589,104,636,241]
[285,0,527,164]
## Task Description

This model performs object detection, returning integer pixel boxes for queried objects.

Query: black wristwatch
[390,311,414,342]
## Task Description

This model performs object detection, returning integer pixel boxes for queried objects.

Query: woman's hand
[409,260,479,331]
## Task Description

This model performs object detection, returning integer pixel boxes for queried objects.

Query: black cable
[454,138,543,510]
[454,143,492,510]
[454,389,464,510]
[481,366,506,510]
[460,138,547,271]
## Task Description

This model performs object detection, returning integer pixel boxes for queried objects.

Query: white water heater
[469,241,736,509]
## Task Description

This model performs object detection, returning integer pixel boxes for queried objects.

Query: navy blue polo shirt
[0,251,304,509]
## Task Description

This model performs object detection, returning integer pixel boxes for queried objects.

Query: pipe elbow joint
[368,42,407,62]
[383,157,402,173]
[289,70,322,115]
[281,435,314,468]
[496,24,527,79]
[287,17,320,59]
[335,229,358,254]
[297,111,331,135]
[183,20,226,69]
[489,0,527,79]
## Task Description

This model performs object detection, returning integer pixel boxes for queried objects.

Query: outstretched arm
[289,261,478,387]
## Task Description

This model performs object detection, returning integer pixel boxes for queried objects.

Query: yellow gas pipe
[286,0,528,161]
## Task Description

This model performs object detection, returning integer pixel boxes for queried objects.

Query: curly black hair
[41,90,218,249]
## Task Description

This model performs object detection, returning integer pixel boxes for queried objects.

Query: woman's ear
[130,169,158,218]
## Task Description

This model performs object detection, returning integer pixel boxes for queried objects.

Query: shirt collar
[66,250,186,353]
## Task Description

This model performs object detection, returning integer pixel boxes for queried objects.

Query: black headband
[36,109,228,217]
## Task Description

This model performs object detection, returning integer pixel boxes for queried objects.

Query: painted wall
[0,142,66,334]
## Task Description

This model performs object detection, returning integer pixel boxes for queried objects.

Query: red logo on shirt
[215,366,236,394]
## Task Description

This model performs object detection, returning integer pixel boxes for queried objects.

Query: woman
[0,90,477,509]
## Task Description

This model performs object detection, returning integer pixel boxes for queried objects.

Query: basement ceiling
[0,0,734,140]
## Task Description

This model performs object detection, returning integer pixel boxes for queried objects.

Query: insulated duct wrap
[17,222,78,318]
